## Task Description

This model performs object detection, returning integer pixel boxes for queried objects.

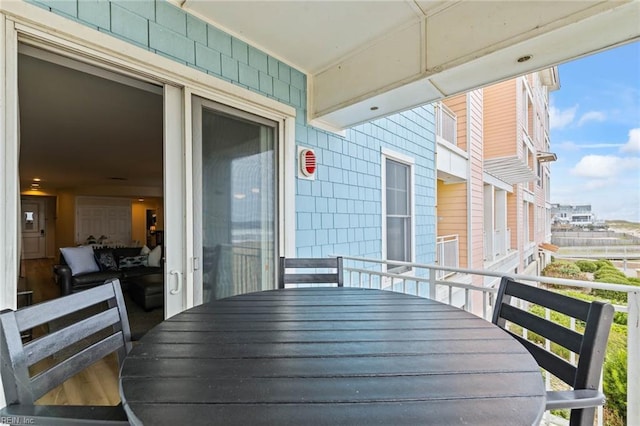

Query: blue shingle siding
[78,1,111,30]
[111,4,149,47]
[155,1,186,36]
[112,0,154,20]
[30,0,437,267]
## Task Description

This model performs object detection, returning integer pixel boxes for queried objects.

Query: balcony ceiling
[182,0,640,130]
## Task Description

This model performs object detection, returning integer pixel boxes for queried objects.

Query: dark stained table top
[119,287,546,425]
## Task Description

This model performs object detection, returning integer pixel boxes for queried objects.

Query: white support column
[0,16,19,312]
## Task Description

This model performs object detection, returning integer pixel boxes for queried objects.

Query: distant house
[551,204,594,227]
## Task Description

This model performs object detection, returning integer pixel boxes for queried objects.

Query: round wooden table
[120,287,545,425]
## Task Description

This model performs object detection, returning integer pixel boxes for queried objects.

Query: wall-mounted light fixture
[536,152,557,162]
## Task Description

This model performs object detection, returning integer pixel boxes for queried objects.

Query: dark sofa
[53,246,162,297]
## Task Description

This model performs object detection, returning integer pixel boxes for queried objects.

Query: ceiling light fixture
[517,55,532,63]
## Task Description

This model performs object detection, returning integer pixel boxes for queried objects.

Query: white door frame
[0,2,296,314]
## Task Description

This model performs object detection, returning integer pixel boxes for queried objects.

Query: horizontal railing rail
[331,254,638,426]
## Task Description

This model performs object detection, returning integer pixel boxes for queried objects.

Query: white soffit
[181,0,640,130]
[182,0,422,72]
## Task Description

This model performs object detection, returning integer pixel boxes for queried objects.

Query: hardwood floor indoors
[20,258,128,406]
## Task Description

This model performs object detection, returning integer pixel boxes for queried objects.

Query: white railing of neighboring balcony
[332,255,638,426]
[435,234,459,280]
[435,102,457,146]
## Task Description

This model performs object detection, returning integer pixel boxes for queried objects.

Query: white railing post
[429,268,437,300]
[628,290,639,425]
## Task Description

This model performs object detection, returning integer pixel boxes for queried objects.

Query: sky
[549,41,640,222]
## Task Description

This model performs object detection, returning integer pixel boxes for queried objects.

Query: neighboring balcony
[484,228,512,262]
[435,103,468,183]
[435,234,459,280]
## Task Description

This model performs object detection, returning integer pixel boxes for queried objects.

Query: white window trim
[381,147,416,273]
[0,4,296,312]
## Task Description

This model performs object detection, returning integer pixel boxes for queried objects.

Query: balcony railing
[435,234,459,279]
[435,102,457,146]
[334,254,639,426]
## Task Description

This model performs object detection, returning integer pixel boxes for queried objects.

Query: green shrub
[604,349,627,423]
[592,274,631,302]
[595,275,630,285]
[542,261,585,280]
[594,266,626,280]
[595,259,614,269]
[613,312,627,326]
[628,277,640,285]
[575,260,598,273]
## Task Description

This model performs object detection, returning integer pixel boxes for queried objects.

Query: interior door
[192,96,277,302]
[21,197,46,259]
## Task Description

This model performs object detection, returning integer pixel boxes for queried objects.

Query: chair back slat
[492,277,614,426]
[24,308,121,366]
[283,273,342,284]
[0,279,131,407]
[509,331,578,386]
[30,332,125,401]
[278,257,343,289]
[502,279,591,321]
[500,304,583,353]
[14,284,118,332]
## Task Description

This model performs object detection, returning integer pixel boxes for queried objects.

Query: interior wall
[56,190,76,252]
[54,191,163,252]
[131,197,163,246]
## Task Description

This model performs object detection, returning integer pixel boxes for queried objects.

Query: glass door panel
[193,97,277,301]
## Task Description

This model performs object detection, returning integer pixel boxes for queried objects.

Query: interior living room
[18,43,165,335]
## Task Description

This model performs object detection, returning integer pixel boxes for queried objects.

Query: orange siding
[483,80,517,159]
[444,94,468,151]
[437,180,468,268]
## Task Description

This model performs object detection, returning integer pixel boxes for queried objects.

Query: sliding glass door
[192,97,277,301]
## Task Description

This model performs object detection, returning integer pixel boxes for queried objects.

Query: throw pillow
[119,255,148,269]
[60,246,100,276]
[148,245,162,267]
[95,250,118,271]
[140,245,151,256]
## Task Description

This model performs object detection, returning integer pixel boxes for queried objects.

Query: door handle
[169,270,183,295]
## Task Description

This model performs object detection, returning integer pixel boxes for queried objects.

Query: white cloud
[550,105,578,130]
[570,155,640,179]
[556,141,623,151]
[577,111,606,126]
[583,179,610,190]
[620,128,640,153]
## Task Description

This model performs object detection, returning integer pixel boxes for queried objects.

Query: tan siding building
[435,68,558,298]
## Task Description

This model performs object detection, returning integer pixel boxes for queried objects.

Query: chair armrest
[0,404,129,425]
[53,264,73,296]
[546,389,605,410]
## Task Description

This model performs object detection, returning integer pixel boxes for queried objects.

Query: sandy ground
[607,222,640,238]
